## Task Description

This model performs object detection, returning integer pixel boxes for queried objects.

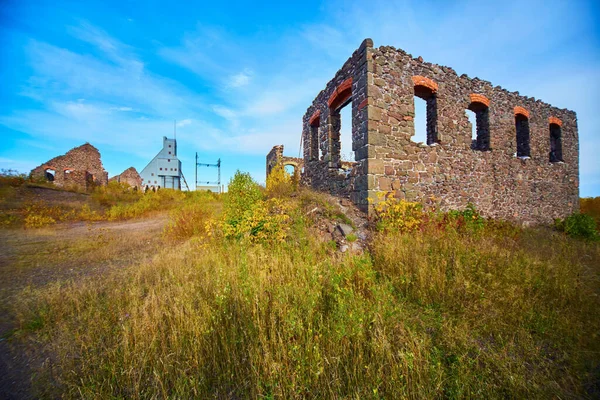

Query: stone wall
[266,145,304,182]
[301,39,370,202]
[109,167,142,189]
[30,143,109,190]
[300,39,579,224]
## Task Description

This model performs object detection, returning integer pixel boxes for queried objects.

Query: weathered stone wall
[109,167,142,189]
[266,145,304,182]
[30,143,109,190]
[300,39,579,224]
[301,39,371,204]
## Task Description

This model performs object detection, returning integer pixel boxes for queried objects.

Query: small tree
[266,164,295,198]
[225,171,264,226]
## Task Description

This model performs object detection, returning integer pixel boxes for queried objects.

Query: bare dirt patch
[0,214,169,399]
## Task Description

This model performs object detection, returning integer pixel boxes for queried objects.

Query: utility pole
[195,154,221,193]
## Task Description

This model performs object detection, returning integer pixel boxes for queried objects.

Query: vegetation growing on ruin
[1,170,599,398]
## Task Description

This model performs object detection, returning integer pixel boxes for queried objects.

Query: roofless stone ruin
[30,143,109,190]
[268,39,579,224]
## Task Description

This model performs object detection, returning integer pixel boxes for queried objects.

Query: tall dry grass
[10,185,600,398]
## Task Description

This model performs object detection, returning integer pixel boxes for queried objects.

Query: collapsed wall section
[30,143,109,190]
[109,167,142,189]
[368,46,579,224]
[266,145,303,181]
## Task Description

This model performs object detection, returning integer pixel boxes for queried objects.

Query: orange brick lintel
[469,93,490,107]
[412,75,438,93]
[514,106,530,118]
[549,116,563,126]
[309,110,321,126]
[327,78,353,108]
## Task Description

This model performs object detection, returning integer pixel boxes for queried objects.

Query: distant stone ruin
[109,167,142,189]
[269,39,579,224]
[30,143,109,190]
[266,145,303,182]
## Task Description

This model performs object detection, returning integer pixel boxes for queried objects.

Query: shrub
[0,169,27,187]
[372,193,423,233]
[92,181,141,207]
[581,197,600,229]
[223,171,263,226]
[442,203,486,234]
[164,195,220,240]
[106,189,186,220]
[556,212,599,240]
[24,214,56,228]
[77,204,103,221]
[266,164,294,198]
[23,202,74,225]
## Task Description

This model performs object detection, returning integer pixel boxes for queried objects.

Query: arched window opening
[339,101,353,161]
[549,123,563,162]
[328,78,353,166]
[45,168,55,182]
[515,112,530,158]
[412,77,438,145]
[284,164,296,176]
[467,99,490,151]
[413,96,427,144]
[466,109,477,143]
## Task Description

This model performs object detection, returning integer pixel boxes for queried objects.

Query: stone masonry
[30,143,109,190]
[109,167,142,189]
[266,145,304,182]
[299,39,579,224]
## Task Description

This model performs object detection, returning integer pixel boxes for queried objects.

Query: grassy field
[0,172,599,398]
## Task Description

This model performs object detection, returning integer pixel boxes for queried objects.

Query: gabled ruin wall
[30,143,109,190]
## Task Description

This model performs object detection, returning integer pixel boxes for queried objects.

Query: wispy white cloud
[176,119,192,127]
[227,69,253,88]
[1,3,598,192]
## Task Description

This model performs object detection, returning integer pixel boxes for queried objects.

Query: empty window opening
[413,96,428,144]
[413,85,438,145]
[466,109,477,143]
[549,123,563,162]
[339,101,354,161]
[45,168,55,182]
[328,78,353,166]
[467,101,490,151]
[329,98,352,166]
[515,114,530,157]
[284,164,296,176]
[309,116,320,161]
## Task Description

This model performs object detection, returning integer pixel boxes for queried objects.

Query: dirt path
[0,215,169,399]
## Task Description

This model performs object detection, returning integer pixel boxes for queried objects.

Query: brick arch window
[327,78,353,166]
[44,167,56,182]
[549,117,563,162]
[467,94,491,151]
[309,110,321,161]
[514,106,531,158]
[412,76,438,145]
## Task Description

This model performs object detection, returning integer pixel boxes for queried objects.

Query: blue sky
[1,0,599,195]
